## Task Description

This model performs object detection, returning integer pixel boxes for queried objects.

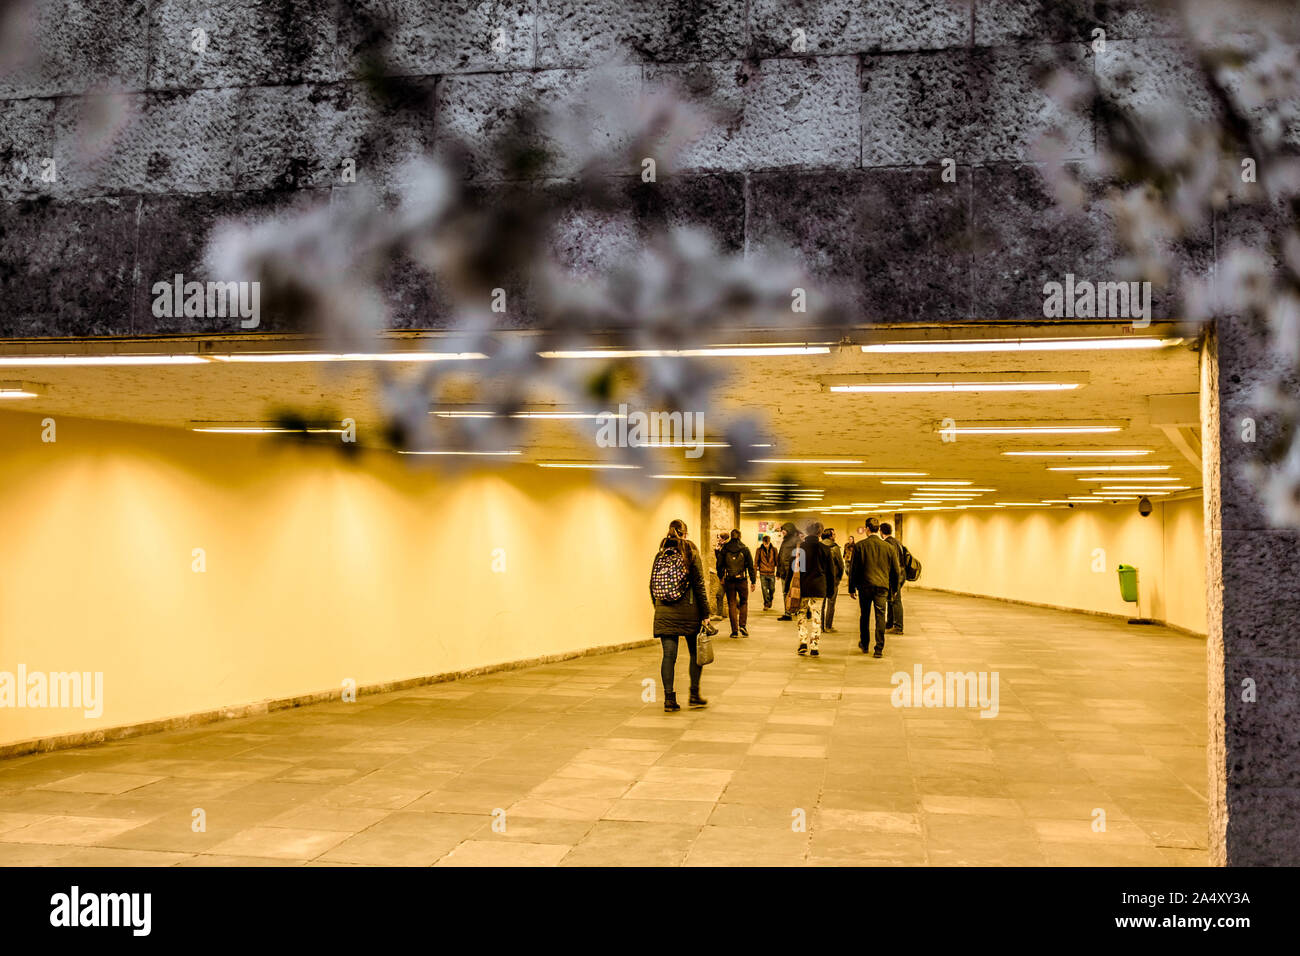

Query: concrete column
[1211,316,1300,864]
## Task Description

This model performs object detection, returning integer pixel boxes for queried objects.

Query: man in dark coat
[716,529,756,638]
[776,521,800,621]
[793,520,835,657]
[848,517,901,658]
[881,521,906,635]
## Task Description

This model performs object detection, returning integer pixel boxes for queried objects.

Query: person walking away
[756,535,778,610]
[881,522,906,635]
[717,529,756,637]
[820,528,844,632]
[844,535,856,583]
[668,519,718,636]
[847,518,901,658]
[650,531,709,711]
[793,521,834,657]
[710,533,729,620]
[776,522,800,621]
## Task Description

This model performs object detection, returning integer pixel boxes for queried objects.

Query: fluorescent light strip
[398,450,522,456]
[433,411,628,419]
[880,480,972,486]
[830,382,1081,393]
[1049,464,1170,471]
[537,462,640,470]
[1003,449,1152,457]
[191,426,343,434]
[862,337,1182,354]
[640,441,730,449]
[538,346,832,359]
[750,459,864,465]
[652,474,738,480]
[1099,487,1190,493]
[212,352,485,363]
[943,426,1122,435]
[1077,476,1183,482]
[0,390,39,399]
[823,471,928,477]
[0,355,208,367]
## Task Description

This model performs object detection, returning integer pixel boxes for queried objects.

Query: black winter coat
[793,535,835,599]
[651,545,710,638]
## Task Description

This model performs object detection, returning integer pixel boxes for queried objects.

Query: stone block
[0,196,138,336]
[748,167,972,322]
[133,189,330,334]
[147,0,338,90]
[340,0,534,76]
[750,0,970,58]
[1224,656,1300,787]
[1220,529,1300,658]
[0,98,56,199]
[53,89,241,195]
[1094,38,1216,127]
[435,66,643,180]
[0,0,149,98]
[1224,784,1300,865]
[862,45,1092,166]
[648,57,860,172]
[536,0,745,67]
[238,80,437,192]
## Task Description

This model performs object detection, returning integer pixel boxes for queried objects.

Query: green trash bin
[1117,564,1139,603]
[1116,564,1155,624]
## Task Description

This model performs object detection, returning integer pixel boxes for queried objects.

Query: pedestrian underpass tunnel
[0,320,1224,865]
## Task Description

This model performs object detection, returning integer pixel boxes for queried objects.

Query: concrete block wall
[2,0,1211,336]
[0,0,1295,864]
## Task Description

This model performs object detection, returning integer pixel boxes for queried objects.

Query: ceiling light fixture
[397,450,522,456]
[861,336,1182,354]
[880,480,973,486]
[1049,464,1170,471]
[830,382,1081,393]
[0,354,208,367]
[750,458,865,465]
[824,470,928,477]
[538,345,832,359]
[1002,449,1152,457]
[939,425,1123,436]
[212,352,486,363]
[0,381,40,399]
[537,462,641,470]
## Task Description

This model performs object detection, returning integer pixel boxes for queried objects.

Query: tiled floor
[0,589,1209,866]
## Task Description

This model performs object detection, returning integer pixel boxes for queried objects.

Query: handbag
[695,622,715,666]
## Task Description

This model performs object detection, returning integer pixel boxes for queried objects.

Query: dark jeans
[857,586,889,651]
[886,586,904,631]
[759,574,776,608]
[659,635,701,695]
[723,576,749,632]
[822,585,839,629]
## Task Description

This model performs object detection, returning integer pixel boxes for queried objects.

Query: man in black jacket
[717,529,756,638]
[793,520,835,657]
[881,522,906,635]
[848,518,901,658]
[776,522,800,621]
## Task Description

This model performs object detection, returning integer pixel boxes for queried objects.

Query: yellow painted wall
[0,410,698,747]
[762,500,1205,634]
[901,498,1206,633]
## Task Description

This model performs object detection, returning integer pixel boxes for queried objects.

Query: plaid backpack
[651,546,690,602]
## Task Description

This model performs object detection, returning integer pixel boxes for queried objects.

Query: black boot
[689,688,707,708]
[664,692,680,712]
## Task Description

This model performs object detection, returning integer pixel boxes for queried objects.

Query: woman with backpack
[649,528,710,712]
